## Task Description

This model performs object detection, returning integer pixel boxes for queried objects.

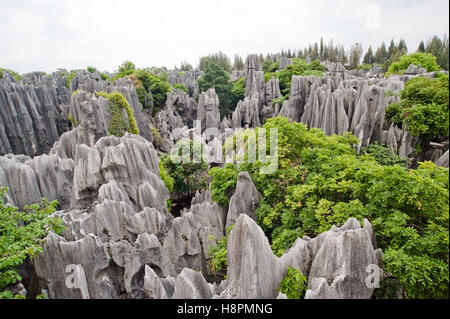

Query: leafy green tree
[117,60,136,75]
[279,267,308,299]
[180,61,193,72]
[363,46,374,65]
[210,117,449,298]
[135,69,172,107]
[417,41,426,53]
[197,62,233,116]
[160,141,209,198]
[362,143,410,167]
[208,225,234,275]
[387,52,440,75]
[349,43,363,69]
[199,52,231,72]
[233,54,244,71]
[375,42,388,64]
[231,77,246,107]
[0,187,65,299]
[385,74,449,140]
[209,164,239,207]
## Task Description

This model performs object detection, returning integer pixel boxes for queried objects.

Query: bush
[209,164,239,207]
[210,117,449,298]
[198,62,233,116]
[0,68,22,82]
[0,187,65,299]
[208,225,234,274]
[362,143,410,167]
[173,83,188,93]
[279,267,308,299]
[385,75,449,139]
[103,92,139,137]
[160,145,209,198]
[159,161,174,192]
[231,77,246,107]
[387,52,440,75]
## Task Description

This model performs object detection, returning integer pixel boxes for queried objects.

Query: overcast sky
[1,0,448,73]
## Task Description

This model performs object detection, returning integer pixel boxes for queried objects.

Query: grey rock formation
[225,172,262,230]
[168,69,202,98]
[163,197,224,276]
[172,268,215,299]
[435,150,449,167]
[0,71,71,157]
[0,153,74,209]
[197,88,221,135]
[404,64,427,75]
[219,215,382,299]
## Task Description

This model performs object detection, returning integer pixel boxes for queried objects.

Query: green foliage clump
[198,62,233,116]
[173,83,188,93]
[103,91,139,137]
[362,143,410,167]
[135,69,171,107]
[271,95,289,107]
[66,69,79,89]
[0,68,22,82]
[160,143,209,198]
[0,187,65,299]
[199,52,231,73]
[262,60,280,73]
[264,58,324,96]
[279,267,308,299]
[231,77,246,107]
[111,62,171,108]
[87,66,97,73]
[159,161,174,193]
[387,52,440,76]
[385,75,449,140]
[208,225,234,274]
[209,164,239,207]
[210,117,449,298]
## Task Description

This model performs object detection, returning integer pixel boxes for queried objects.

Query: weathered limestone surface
[0,72,71,157]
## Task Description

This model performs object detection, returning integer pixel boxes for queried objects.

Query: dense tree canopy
[209,117,449,299]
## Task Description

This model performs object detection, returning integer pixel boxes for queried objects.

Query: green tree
[231,77,246,107]
[363,46,374,65]
[197,62,233,116]
[417,41,426,53]
[0,187,65,299]
[385,74,449,140]
[199,52,231,72]
[279,268,308,299]
[210,117,449,298]
[387,52,440,75]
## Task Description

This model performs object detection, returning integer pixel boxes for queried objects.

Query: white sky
[1,0,448,73]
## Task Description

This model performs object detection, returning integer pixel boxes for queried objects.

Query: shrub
[0,68,22,82]
[159,161,174,192]
[210,117,449,298]
[387,52,440,75]
[385,75,449,139]
[209,164,239,207]
[173,83,188,93]
[103,92,139,137]
[208,225,234,274]
[231,77,246,107]
[0,187,65,299]
[279,267,308,299]
[362,143,410,167]
[198,62,233,116]
[66,70,79,89]
[87,66,97,73]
